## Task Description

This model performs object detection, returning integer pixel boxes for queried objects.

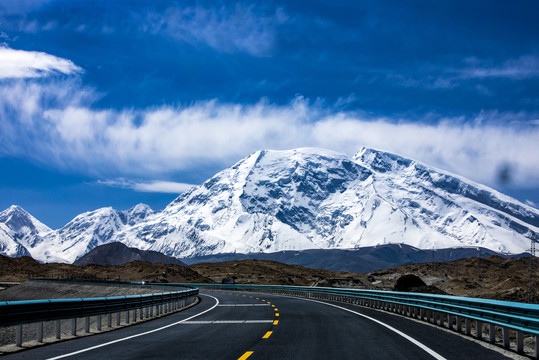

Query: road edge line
[292,297,447,360]
[46,294,220,360]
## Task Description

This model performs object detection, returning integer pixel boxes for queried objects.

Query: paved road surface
[3,290,510,359]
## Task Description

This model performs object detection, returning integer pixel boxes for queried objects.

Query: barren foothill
[0,254,536,303]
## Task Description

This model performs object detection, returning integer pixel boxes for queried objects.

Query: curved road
[4,290,510,359]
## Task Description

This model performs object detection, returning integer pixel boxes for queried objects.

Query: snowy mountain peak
[0,205,52,250]
[129,203,153,214]
[120,204,154,226]
[354,147,413,173]
[0,205,51,233]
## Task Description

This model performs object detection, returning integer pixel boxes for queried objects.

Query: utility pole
[528,231,537,304]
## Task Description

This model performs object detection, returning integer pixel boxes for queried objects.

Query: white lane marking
[293,297,447,360]
[218,304,270,307]
[46,294,220,360]
[183,320,274,324]
[243,320,274,324]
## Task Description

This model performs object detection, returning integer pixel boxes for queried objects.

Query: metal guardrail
[171,283,539,358]
[0,280,199,348]
[0,291,197,326]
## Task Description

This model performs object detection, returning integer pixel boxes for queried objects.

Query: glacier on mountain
[1,148,537,263]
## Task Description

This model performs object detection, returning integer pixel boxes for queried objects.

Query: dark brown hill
[73,242,185,266]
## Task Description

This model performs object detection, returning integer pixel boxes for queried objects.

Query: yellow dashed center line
[238,351,254,360]
[233,295,278,359]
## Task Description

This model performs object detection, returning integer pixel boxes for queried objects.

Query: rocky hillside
[368,255,536,302]
[0,254,535,302]
[0,255,208,284]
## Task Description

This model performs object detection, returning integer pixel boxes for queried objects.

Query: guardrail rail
[173,283,539,359]
[0,279,198,348]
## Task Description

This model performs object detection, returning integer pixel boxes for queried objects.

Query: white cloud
[98,179,195,194]
[0,46,82,79]
[142,5,285,56]
[1,80,539,191]
[390,55,539,90]
[459,56,539,80]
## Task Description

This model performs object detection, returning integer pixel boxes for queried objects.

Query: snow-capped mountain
[1,148,537,263]
[0,206,50,257]
[0,204,154,263]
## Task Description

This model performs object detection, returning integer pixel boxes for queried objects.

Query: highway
[3,290,512,360]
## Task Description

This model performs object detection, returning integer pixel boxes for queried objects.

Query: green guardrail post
[534,335,538,359]
[489,324,495,343]
[55,320,61,339]
[502,327,510,348]
[15,325,22,347]
[37,322,43,342]
[476,320,483,340]
[517,331,524,353]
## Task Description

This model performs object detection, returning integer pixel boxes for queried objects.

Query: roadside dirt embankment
[0,280,160,301]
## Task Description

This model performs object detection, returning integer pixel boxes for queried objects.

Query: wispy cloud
[1,79,538,190]
[459,56,539,80]
[0,46,82,79]
[98,179,195,194]
[140,4,285,56]
[0,0,53,15]
[0,3,285,57]
[388,55,539,91]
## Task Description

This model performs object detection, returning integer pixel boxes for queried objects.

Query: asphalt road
[3,290,511,360]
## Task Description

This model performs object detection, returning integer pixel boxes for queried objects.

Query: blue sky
[1,0,538,228]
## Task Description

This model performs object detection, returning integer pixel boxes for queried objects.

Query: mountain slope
[0,206,50,257]
[0,224,31,257]
[1,147,537,263]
